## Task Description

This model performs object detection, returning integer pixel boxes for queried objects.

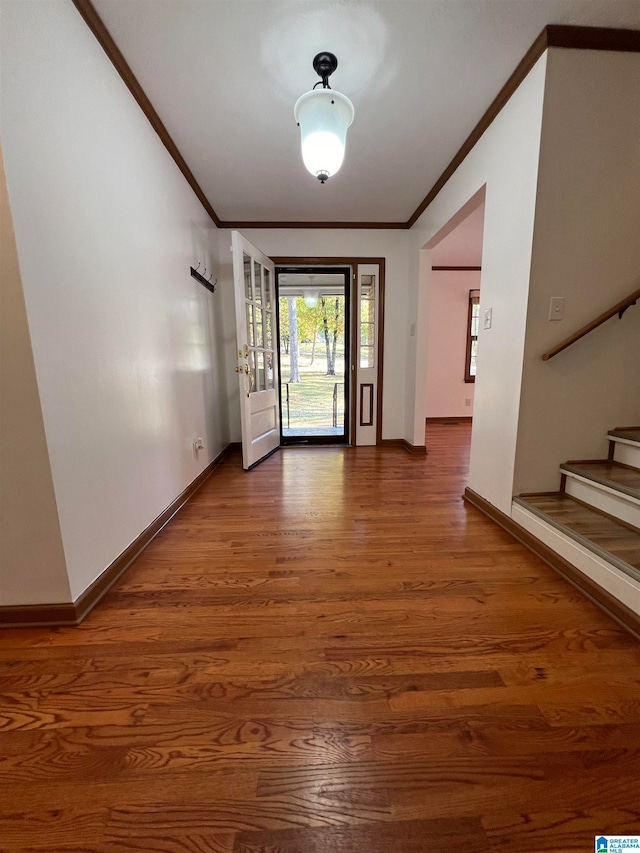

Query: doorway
[276,266,351,445]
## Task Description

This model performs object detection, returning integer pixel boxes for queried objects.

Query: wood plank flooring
[2,423,640,852]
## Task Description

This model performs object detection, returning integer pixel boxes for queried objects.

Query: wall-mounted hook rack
[190,266,216,294]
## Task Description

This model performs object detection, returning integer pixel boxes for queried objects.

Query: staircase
[512,427,640,623]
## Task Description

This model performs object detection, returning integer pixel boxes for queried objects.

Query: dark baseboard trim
[380,438,427,455]
[403,439,427,455]
[427,417,473,424]
[0,602,79,628]
[0,443,237,629]
[463,487,640,641]
[432,266,482,272]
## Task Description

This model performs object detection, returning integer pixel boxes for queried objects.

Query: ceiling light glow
[294,53,354,184]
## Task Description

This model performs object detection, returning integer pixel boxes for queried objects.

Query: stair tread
[560,460,640,500]
[514,493,640,574]
[609,427,640,444]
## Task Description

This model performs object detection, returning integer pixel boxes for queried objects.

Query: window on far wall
[465,289,480,383]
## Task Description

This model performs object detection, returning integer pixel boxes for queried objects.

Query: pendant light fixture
[294,52,354,184]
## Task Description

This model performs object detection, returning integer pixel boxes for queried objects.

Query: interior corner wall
[1,0,230,604]
[0,145,71,606]
[219,227,412,441]
[409,54,548,514]
[425,270,480,418]
[513,49,640,495]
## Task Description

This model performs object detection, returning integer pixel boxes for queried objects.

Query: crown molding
[69,6,640,231]
[218,220,407,230]
[70,0,222,227]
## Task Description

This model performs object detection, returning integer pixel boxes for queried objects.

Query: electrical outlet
[193,437,204,457]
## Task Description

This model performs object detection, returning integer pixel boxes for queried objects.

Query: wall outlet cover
[549,296,565,320]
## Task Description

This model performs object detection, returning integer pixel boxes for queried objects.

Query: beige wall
[514,49,640,494]
[1,0,230,603]
[410,55,547,513]
[0,146,70,605]
[409,47,639,513]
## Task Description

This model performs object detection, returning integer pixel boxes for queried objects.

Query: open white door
[231,231,281,469]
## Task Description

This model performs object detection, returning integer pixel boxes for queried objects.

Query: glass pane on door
[243,253,252,300]
[254,260,262,304]
[277,270,348,442]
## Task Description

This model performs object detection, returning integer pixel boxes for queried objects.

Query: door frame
[275,265,352,446]
[271,256,386,446]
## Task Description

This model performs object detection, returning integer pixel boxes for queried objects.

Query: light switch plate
[483,307,492,330]
[549,296,564,320]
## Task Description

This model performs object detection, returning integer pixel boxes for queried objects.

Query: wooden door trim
[275,264,352,446]
[272,257,385,446]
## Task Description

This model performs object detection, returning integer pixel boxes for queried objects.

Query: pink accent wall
[425,270,480,418]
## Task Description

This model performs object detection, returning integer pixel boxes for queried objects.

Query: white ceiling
[92,0,640,224]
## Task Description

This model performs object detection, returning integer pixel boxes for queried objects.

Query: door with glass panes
[231,231,280,469]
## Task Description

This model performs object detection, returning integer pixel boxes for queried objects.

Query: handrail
[541,287,640,361]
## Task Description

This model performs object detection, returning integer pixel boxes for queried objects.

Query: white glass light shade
[294,89,354,181]
[304,291,319,308]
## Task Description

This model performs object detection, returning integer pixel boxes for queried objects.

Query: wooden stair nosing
[519,490,640,533]
[609,426,640,444]
[560,460,640,502]
[513,493,640,584]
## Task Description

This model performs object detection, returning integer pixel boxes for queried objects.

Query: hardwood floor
[2,423,639,852]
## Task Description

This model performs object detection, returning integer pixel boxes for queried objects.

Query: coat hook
[194,262,200,271]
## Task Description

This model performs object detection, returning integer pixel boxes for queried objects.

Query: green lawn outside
[280,344,345,429]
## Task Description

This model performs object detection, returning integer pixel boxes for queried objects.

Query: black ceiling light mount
[312,52,338,89]
[294,51,355,184]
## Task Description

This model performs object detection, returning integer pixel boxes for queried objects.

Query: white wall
[0,146,70,605]
[513,49,640,494]
[1,0,230,602]
[410,55,548,513]
[425,271,479,418]
[219,227,412,442]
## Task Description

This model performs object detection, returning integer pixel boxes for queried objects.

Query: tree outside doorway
[279,295,346,433]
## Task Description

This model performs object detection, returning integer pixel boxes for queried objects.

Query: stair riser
[564,475,640,528]
[512,503,640,615]
[612,440,640,470]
